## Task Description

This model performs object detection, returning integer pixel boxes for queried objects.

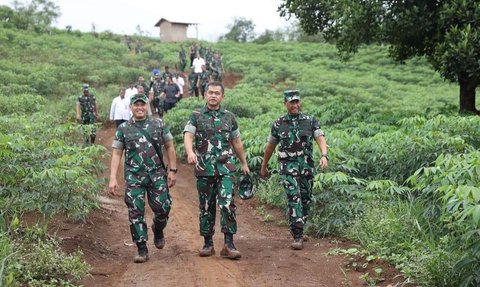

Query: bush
[3,222,89,286]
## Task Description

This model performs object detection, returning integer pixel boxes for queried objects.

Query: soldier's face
[285,100,301,115]
[205,85,224,109]
[131,101,147,120]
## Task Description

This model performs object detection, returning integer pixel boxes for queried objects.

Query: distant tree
[135,25,144,36]
[0,5,16,28]
[283,20,325,43]
[254,29,281,44]
[221,17,256,42]
[279,0,480,114]
[12,0,60,31]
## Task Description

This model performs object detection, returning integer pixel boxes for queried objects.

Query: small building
[154,18,198,42]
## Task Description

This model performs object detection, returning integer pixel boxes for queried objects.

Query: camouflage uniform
[151,79,165,116]
[137,82,150,95]
[268,113,324,234]
[211,57,223,82]
[184,106,240,236]
[205,48,213,71]
[199,46,206,58]
[179,47,186,72]
[162,71,172,83]
[112,116,174,243]
[188,70,198,97]
[198,70,210,97]
[78,94,97,140]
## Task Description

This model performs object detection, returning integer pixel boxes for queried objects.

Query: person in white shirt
[192,52,206,74]
[125,81,138,99]
[173,73,185,99]
[110,88,131,127]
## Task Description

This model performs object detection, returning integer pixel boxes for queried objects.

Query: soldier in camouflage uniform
[178,44,186,72]
[188,66,199,97]
[211,51,224,82]
[183,81,249,260]
[161,65,173,84]
[136,76,150,97]
[76,83,99,144]
[197,65,210,97]
[150,70,165,117]
[260,90,328,250]
[108,93,178,263]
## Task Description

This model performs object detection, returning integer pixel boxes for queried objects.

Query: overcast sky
[0,0,294,41]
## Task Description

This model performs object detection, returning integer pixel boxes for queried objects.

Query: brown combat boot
[291,228,304,250]
[199,236,215,257]
[133,242,149,263]
[152,219,167,249]
[291,237,304,250]
[152,227,165,249]
[220,233,241,260]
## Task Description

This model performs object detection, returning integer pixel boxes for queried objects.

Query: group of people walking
[178,43,225,98]
[75,47,329,263]
[103,80,329,263]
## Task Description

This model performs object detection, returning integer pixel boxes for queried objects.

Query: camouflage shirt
[179,48,186,60]
[151,80,164,98]
[184,106,240,177]
[78,94,96,119]
[198,71,210,88]
[112,116,173,180]
[268,113,324,176]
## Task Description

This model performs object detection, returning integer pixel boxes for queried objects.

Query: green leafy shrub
[4,223,89,286]
[0,94,46,114]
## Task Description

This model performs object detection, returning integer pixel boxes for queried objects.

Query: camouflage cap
[238,173,255,200]
[130,93,148,104]
[82,83,89,90]
[284,89,300,102]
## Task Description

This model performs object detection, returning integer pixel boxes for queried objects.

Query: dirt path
[53,73,404,287]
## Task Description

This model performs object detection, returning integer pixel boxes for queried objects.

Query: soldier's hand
[320,157,328,170]
[187,152,197,165]
[76,116,81,123]
[167,172,176,188]
[241,164,250,175]
[260,165,268,180]
[108,179,119,196]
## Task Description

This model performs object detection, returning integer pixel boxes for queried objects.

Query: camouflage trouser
[153,97,164,117]
[125,175,171,243]
[197,175,237,236]
[280,174,313,233]
[180,59,186,72]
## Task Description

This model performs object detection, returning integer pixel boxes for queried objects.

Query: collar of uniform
[130,115,150,124]
[203,105,224,115]
[285,113,305,121]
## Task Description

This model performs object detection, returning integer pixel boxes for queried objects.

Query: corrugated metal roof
[154,18,198,27]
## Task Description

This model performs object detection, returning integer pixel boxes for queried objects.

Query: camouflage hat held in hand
[238,173,255,200]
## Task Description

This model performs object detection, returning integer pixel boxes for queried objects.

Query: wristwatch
[169,168,178,173]
[321,154,329,160]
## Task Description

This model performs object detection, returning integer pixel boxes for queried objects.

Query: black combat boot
[220,233,241,259]
[134,242,149,263]
[152,219,167,249]
[291,228,304,250]
[199,235,215,257]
